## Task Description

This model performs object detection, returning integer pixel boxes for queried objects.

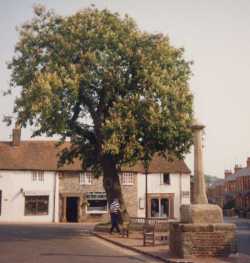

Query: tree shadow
[0,224,92,242]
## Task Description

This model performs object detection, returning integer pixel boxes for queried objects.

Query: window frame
[150,197,170,218]
[181,191,190,198]
[24,195,49,216]
[161,173,170,185]
[85,192,108,214]
[32,171,44,182]
[119,172,135,185]
[80,172,93,185]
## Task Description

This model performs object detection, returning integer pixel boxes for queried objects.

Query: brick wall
[236,175,250,211]
[122,183,138,217]
[170,223,237,258]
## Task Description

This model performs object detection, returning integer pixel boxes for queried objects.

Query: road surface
[0,223,160,263]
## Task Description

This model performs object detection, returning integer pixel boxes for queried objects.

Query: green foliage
[7,5,193,172]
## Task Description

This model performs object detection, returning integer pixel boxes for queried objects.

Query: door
[66,197,79,222]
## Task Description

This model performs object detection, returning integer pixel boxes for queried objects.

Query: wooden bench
[143,223,155,246]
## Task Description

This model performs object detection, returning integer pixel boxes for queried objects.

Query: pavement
[94,226,250,263]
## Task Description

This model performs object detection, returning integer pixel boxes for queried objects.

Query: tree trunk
[102,154,129,222]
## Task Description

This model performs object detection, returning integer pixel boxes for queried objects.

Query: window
[151,198,159,217]
[80,172,93,185]
[86,192,107,213]
[160,198,169,217]
[32,172,37,181]
[161,173,170,185]
[0,190,2,216]
[150,197,169,218]
[32,171,44,182]
[119,172,134,185]
[182,191,190,198]
[25,196,49,215]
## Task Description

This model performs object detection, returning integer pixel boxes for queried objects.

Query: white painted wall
[137,173,146,218]
[0,171,58,222]
[137,173,190,219]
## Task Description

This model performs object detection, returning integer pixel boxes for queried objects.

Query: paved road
[0,224,160,263]
[224,217,250,256]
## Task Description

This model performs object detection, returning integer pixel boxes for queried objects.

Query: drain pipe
[52,172,57,222]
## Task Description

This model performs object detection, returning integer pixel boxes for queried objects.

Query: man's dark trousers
[110,213,121,234]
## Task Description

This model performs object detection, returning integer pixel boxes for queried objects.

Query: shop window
[86,192,107,213]
[161,173,170,185]
[25,196,49,215]
[80,172,93,185]
[150,197,169,218]
[120,172,134,185]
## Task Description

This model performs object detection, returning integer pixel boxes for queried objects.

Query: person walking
[109,198,121,234]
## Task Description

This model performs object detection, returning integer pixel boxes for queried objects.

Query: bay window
[150,197,169,218]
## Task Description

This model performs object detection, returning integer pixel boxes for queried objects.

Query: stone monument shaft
[192,120,208,204]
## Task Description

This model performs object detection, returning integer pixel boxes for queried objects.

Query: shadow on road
[0,224,92,242]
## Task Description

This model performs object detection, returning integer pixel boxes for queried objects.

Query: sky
[1,0,250,178]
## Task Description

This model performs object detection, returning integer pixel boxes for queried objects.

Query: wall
[122,178,138,217]
[137,173,190,219]
[59,172,108,222]
[236,175,250,211]
[59,172,138,222]
[0,171,58,222]
[170,223,237,258]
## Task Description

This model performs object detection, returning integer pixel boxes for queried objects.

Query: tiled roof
[0,141,190,174]
[130,154,191,174]
[225,173,237,181]
[0,141,79,171]
[235,167,250,177]
[210,179,224,187]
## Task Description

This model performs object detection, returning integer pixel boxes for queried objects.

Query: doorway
[66,197,79,222]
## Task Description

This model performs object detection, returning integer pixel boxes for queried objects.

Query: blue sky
[1,0,250,178]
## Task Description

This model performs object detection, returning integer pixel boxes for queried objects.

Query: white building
[137,159,191,219]
[0,127,61,222]
[0,171,59,223]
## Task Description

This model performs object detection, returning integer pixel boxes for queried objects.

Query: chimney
[234,164,242,174]
[12,123,21,146]
[247,157,250,168]
[224,169,232,178]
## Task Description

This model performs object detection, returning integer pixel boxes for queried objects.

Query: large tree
[7,5,193,219]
